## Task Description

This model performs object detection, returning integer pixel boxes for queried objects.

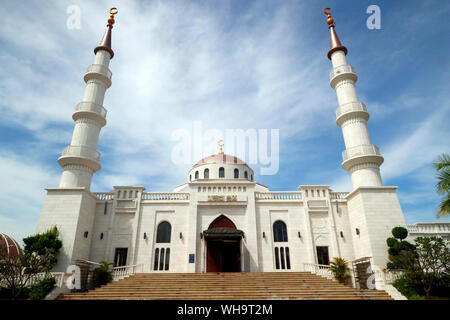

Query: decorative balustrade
[61,145,100,161]
[74,101,107,118]
[330,192,349,199]
[342,144,380,162]
[407,223,450,234]
[141,192,190,201]
[94,192,114,201]
[255,192,303,200]
[329,65,356,81]
[112,264,144,281]
[24,272,66,287]
[303,263,333,280]
[335,101,367,119]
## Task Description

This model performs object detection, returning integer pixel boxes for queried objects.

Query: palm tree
[434,153,450,218]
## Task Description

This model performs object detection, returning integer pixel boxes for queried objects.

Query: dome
[0,233,22,260]
[193,153,247,168]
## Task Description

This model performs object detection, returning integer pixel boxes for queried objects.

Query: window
[154,247,170,271]
[244,171,248,179]
[204,168,209,179]
[189,175,191,182]
[316,246,329,265]
[219,167,225,178]
[274,246,291,270]
[156,221,172,243]
[273,220,288,242]
[251,174,253,181]
[195,171,199,179]
[234,168,239,178]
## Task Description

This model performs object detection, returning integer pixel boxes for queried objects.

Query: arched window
[189,175,192,182]
[204,168,209,179]
[195,171,199,179]
[251,174,253,181]
[234,168,239,179]
[273,220,288,242]
[244,171,248,179]
[156,221,172,243]
[219,167,225,178]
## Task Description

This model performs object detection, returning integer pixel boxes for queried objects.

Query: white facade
[35,13,450,289]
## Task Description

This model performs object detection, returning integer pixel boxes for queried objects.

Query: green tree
[434,153,450,217]
[22,226,62,274]
[414,237,450,297]
[386,227,416,270]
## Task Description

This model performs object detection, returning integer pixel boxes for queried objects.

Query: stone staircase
[58,272,393,300]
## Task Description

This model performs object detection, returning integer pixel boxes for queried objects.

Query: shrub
[392,277,423,300]
[392,227,408,240]
[386,237,397,248]
[329,257,351,284]
[93,261,113,287]
[28,277,56,300]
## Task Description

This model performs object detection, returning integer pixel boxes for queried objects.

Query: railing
[303,263,333,279]
[407,223,450,234]
[255,192,303,200]
[329,65,355,81]
[74,101,107,118]
[94,192,114,201]
[342,144,380,162]
[141,192,190,201]
[25,272,66,287]
[86,64,112,79]
[61,145,101,161]
[335,101,367,119]
[112,264,144,281]
[330,191,349,199]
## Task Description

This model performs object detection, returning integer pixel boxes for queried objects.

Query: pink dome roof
[0,233,22,260]
[193,153,247,168]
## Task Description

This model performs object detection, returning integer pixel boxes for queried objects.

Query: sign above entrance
[207,195,237,202]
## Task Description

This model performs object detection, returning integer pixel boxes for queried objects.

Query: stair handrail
[303,263,333,279]
[112,264,144,281]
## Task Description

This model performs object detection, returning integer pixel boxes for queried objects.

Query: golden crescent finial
[218,140,224,154]
[323,7,334,26]
[108,7,118,25]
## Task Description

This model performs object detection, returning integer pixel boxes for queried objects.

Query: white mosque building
[35,9,449,287]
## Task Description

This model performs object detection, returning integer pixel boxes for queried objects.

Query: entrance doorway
[204,215,244,272]
[207,240,240,272]
[114,248,128,267]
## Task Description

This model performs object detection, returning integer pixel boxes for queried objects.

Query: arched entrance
[203,215,243,272]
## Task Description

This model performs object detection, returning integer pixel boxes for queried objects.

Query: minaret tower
[58,8,118,190]
[36,9,119,272]
[324,8,406,278]
[324,8,384,189]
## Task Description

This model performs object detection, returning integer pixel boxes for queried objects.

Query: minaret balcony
[335,101,369,126]
[72,102,107,127]
[329,65,357,88]
[84,64,112,88]
[58,145,101,172]
[341,144,384,171]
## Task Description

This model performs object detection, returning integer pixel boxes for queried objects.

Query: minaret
[58,8,118,190]
[323,9,407,281]
[36,8,119,272]
[324,8,384,189]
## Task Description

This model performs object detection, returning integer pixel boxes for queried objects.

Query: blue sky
[0,0,449,243]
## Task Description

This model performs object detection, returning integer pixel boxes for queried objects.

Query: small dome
[0,233,22,260]
[193,153,247,168]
